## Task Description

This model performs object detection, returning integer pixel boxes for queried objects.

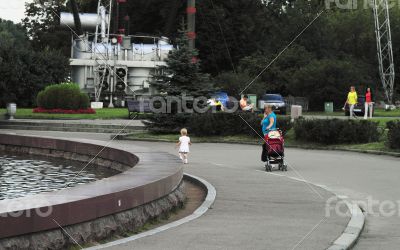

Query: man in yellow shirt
[346,86,358,118]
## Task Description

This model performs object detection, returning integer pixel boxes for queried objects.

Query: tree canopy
[23,0,71,55]
[152,29,214,98]
[0,19,69,107]
[20,0,400,109]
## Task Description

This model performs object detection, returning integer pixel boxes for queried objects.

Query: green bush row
[293,118,381,144]
[37,83,89,110]
[145,113,390,147]
[144,113,191,134]
[144,112,292,137]
[387,121,400,149]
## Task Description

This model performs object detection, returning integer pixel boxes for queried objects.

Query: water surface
[0,153,119,200]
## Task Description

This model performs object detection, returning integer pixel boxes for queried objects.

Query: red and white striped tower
[187,0,196,50]
[116,0,128,43]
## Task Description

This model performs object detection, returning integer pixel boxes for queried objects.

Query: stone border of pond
[0,134,184,249]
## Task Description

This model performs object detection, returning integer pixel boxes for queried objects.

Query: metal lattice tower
[372,0,395,104]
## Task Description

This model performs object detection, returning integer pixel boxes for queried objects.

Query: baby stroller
[261,130,287,172]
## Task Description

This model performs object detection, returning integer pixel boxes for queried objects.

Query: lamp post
[6,103,16,120]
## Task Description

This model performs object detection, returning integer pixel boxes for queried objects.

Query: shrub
[387,121,400,149]
[293,118,380,144]
[188,112,252,136]
[143,113,192,134]
[36,83,90,110]
[79,93,90,109]
[144,112,292,137]
[188,112,292,137]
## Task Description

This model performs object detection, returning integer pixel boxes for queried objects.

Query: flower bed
[33,107,96,114]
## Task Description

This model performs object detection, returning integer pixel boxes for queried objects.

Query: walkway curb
[283,176,365,250]
[326,200,365,250]
[85,173,216,250]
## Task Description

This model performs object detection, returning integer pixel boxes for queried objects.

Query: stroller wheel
[265,163,272,172]
[283,164,288,171]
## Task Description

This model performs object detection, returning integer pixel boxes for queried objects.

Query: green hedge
[293,118,380,144]
[37,83,89,110]
[143,113,191,134]
[144,112,292,137]
[387,121,400,149]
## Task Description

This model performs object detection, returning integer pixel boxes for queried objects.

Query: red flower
[33,108,96,114]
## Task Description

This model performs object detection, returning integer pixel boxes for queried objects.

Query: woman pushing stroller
[261,105,277,136]
[261,105,287,172]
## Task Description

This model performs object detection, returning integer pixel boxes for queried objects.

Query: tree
[195,0,276,74]
[19,0,399,105]
[152,28,214,98]
[288,58,373,110]
[237,45,316,97]
[22,0,71,56]
[214,71,264,99]
[77,0,275,75]
[0,19,69,107]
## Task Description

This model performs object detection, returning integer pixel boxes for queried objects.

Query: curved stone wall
[0,134,184,249]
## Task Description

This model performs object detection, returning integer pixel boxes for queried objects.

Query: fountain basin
[0,153,119,200]
[0,134,183,248]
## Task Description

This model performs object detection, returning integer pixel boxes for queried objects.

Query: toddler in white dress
[177,128,192,164]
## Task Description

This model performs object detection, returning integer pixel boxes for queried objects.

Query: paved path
[282,149,400,250]
[0,130,348,250]
[118,142,400,250]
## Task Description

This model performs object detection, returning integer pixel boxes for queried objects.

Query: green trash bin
[324,102,334,113]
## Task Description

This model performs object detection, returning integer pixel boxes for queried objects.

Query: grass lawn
[374,108,400,117]
[304,108,400,118]
[283,128,396,152]
[125,128,400,155]
[127,132,261,144]
[342,141,387,151]
[373,117,400,127]
[0,108,130,120]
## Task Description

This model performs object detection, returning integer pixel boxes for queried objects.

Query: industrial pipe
[70,0,83,36]
[60,12,101,30]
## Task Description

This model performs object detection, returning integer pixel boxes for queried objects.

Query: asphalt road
[4,130,400,249]
[125,141,400,250]
[0,130,348,250]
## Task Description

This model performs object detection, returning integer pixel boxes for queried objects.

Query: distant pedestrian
[261,104,278,164]
[345,86,358,118]
[215,99,224,111]
[364,87,374,119]
[240,95,254,112]
[176,128,191,164]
